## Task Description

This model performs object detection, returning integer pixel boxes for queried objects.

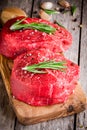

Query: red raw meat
[0,17,72,59]
[10,49,79,106]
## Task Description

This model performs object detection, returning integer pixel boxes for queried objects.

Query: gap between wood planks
[74,0,84,130]
[30,0,35,18]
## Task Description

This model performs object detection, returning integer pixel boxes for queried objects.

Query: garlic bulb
[0,7,27,24]
[58,0,70,8]
[39,9,51,21]
[41,2,53,10]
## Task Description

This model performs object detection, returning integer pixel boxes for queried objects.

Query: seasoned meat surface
[0,17,72,59]
[10,49,79,106]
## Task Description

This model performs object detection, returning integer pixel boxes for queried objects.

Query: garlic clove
[58,0,70,8]
[0,7,27,24]
[39,9,52,21]
[41,2,53,10]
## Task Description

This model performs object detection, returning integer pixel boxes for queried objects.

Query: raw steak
[0,17,72,59]
[10,49,79,106]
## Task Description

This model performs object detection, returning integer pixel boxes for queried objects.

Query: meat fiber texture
[10,49,79,106]
[0,17,72,59]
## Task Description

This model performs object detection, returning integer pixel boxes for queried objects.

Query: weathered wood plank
[0,1,16,129]
[14,0,82,130]
[76,0,87,129]
[0,75,15,130]
[0,0,33,130]
[15,118,74,130]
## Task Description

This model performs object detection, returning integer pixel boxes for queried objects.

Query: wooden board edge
[11,84,86,125]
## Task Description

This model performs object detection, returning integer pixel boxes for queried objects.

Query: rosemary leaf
[44,9,59,15]
[71,5,77,16]
[22,60,67,74]
[10,18,56,34]
[55,21,65,28]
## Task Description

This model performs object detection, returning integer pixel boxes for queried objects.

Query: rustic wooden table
[0,0,87,130]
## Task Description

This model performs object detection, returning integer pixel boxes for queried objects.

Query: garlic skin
[41,2,53,10]
[0,7,27,24]
[58,0,70,8]
[39,9,52,21]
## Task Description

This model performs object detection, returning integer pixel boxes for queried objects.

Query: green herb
[71,5,77,16]
[44,9,59,15]
[10,18,56,34]
[22,60,67,74]
[55,21,65,28]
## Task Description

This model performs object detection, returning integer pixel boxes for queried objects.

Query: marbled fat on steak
[10,49,79,106]
[0,17,72,59]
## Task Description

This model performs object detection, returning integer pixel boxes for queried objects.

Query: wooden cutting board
[0,54,87,125]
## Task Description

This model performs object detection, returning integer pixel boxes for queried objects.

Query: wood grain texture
[76,0,87,129]
[0,1,15,129]
[0,75,15,130]
[0,54,86,126]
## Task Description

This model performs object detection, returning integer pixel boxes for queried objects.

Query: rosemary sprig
[22,60,67,74]
[54,21,65,28]
[44,9,59,15]
[71,5,77,16]
[10,18,56,34]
